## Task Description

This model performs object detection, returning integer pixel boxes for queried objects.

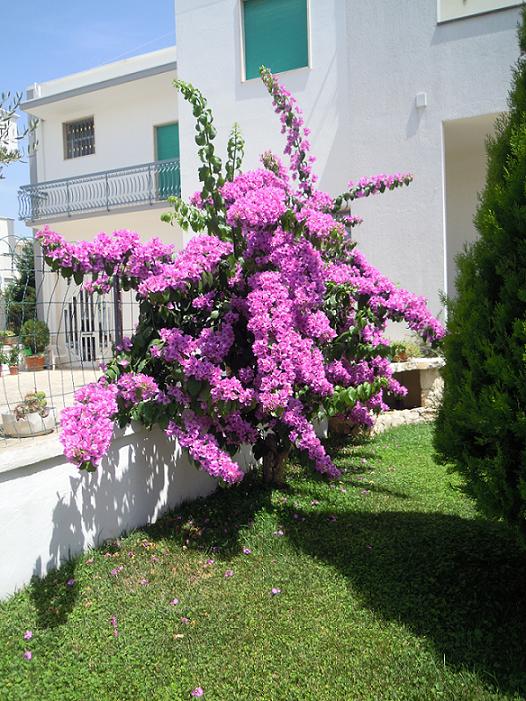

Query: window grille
[64,117,95,159]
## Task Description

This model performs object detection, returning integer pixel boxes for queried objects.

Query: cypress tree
[435,8,526,541]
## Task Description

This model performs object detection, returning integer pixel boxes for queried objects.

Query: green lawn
[1,423,526,701]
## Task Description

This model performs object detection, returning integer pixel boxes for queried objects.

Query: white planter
[1,409,56,438]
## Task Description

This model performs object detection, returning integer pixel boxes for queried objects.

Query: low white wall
[0,424,252,600]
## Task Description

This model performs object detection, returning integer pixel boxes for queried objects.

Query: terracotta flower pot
[25,355,45,371]
[9,366,19,376]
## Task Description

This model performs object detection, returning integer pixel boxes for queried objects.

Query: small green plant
[391,340,421,362]
[8,346,20,366]
[13,391,48,420]
[19,319,50,356]
[0,330,15,344]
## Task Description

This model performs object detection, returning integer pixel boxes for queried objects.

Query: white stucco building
[175,0,522,315]
[18,0,523,360]
[20,47,181,364]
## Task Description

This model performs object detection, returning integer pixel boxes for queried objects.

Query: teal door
[155,123,180,197]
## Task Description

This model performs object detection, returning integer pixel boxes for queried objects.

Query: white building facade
[20,48,183,365]
[19,0,523,354]
[174,0,522,316]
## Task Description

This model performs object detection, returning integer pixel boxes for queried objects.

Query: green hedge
[434,8,526,542]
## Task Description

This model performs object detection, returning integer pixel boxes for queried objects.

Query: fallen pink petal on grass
[66,578,76,587]
[191,687,204,697]
[271,587,282,596]
[170,598,180,606]
[242,547,252,555]
[23,651,32,660]
[23,630,32,640]
[224,569,234,578]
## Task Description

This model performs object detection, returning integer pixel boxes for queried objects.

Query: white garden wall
[0,426,254,600]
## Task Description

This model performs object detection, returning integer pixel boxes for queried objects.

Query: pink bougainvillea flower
[181,616,190,625]
[273,529,284,537]
[191,688,204,698]
[224,569,234,578]
[311,499,320,506]
[23,630,32,640]
[206,558,215,566]
[271,587,282,596]
[170,598,180,606]
[242,547,252,555]
[139,578,149,586]
[37,70,444,494]
[85,557,94,565]
[110,566,124,577]
[66,578,76,587]
[23,650,32,660]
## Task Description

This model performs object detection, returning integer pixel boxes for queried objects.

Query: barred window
[63,117,95,159]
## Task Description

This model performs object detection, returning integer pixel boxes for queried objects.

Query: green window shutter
[156,122,180,161]
[155,123,180,197]
[243,0,309,81]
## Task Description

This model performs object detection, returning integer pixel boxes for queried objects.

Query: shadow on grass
[144,455,526,695]
[278,505,526,696]
[146,472,275,558]
[29,559,79,629]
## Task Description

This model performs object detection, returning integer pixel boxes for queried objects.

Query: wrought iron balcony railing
[18,158,180,222]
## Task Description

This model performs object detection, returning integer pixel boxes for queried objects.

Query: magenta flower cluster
[40,68,444,482]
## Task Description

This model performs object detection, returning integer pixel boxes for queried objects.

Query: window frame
[63,116,95,160]
[437,0,521,23]
[239,0,312,83]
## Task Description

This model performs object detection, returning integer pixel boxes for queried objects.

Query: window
[242,0,309,81]
[63,117,95,159]
[438,0,520,22]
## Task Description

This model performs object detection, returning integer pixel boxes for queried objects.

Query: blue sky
[0,0,175,235]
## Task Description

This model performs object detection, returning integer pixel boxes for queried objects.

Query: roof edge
[21,60,177,112]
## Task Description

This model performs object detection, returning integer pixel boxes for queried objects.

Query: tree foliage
[435,8,526,541]
[38,68,443,484]
[3,239,36,332]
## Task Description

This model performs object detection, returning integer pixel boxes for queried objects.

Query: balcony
[18,158,180,223]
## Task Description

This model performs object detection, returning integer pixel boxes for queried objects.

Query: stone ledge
[390,357,444,373]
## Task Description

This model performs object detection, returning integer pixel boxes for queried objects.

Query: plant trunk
[262,445,291,487]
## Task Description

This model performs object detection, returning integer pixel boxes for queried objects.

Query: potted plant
[8,346,21,375]
[19,319,50,371]
[0,330,18,347]
[1,391,56,438]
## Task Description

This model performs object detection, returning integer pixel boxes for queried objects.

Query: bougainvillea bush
[38,68,444,485]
